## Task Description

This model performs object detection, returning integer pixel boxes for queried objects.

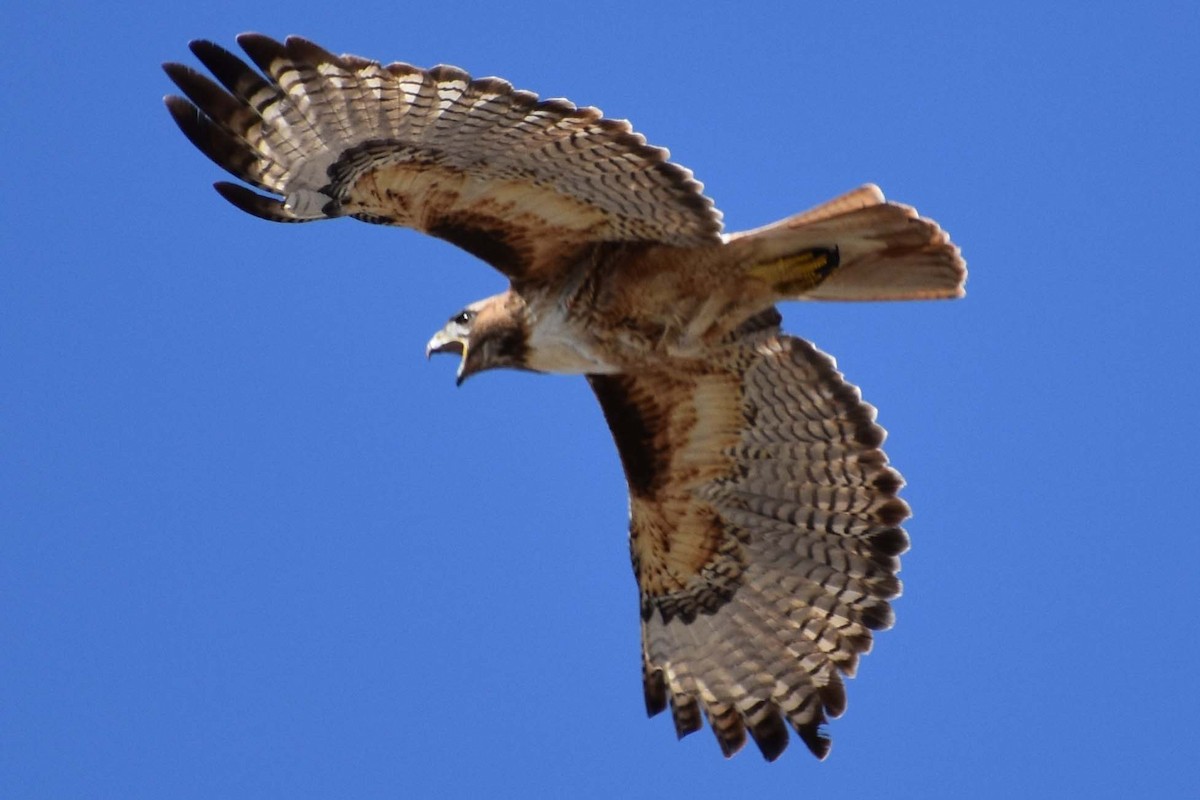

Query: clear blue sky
[5,2,1198,797]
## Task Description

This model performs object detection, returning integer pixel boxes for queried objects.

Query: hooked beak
[425,328,470,386]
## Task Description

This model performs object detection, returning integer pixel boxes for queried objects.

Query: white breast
[524,303,620,375]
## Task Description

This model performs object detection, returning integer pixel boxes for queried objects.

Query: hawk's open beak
[426,328,469,385]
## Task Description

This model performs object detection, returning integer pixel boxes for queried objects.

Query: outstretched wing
[163,34,722,283]
[588,328,908,761]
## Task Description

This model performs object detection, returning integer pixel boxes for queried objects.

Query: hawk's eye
[452,310,475,326]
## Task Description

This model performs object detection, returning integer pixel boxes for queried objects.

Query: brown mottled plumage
[164,34,965,761]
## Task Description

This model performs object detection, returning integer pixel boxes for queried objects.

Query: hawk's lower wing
[588,333,908,761]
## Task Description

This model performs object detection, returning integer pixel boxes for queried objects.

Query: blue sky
[4,1,1198,797]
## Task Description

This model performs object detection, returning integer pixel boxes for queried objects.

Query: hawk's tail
[732,185,966,302]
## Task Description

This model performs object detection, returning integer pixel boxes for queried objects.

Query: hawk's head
[426,293,530,385]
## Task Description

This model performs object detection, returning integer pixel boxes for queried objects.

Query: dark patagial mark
[587,375,670,499]
[428,216,526,277]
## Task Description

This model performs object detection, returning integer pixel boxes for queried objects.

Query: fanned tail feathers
[733,184,966,302]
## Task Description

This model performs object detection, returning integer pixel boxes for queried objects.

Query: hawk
[163,34,965,761]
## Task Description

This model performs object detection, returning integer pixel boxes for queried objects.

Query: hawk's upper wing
[588,327,908,761]
[163,34,722,283]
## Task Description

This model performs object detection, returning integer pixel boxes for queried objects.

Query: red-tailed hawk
[163,34,965,761]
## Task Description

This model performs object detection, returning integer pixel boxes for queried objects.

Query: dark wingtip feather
[868,526,911,557]
[162,94,221,156]
[284,35,342,68]
[187,38,230,66]
[163,93,187,114]
[163,96,263,188]
[748,711,790,762]
[162,63,248,138]
[162,64,197,101]
[236,31,281,50]
[669,694,702,739]
[163,93,197,121]
[712,723,747,759]
[797,723,833,760]
[643,666,667,717]
[820,672,848,719]
[707,704,747,758]
[235,32,286,74]
[187,39,262,96]
[876,497,912,526]
[872,468,905,495]
[161,61,189,83]
[186,38,216,56]
[213,181,308,223]
[859,600,896,631]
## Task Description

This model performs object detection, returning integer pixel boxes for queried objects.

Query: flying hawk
[163,34,965,762]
